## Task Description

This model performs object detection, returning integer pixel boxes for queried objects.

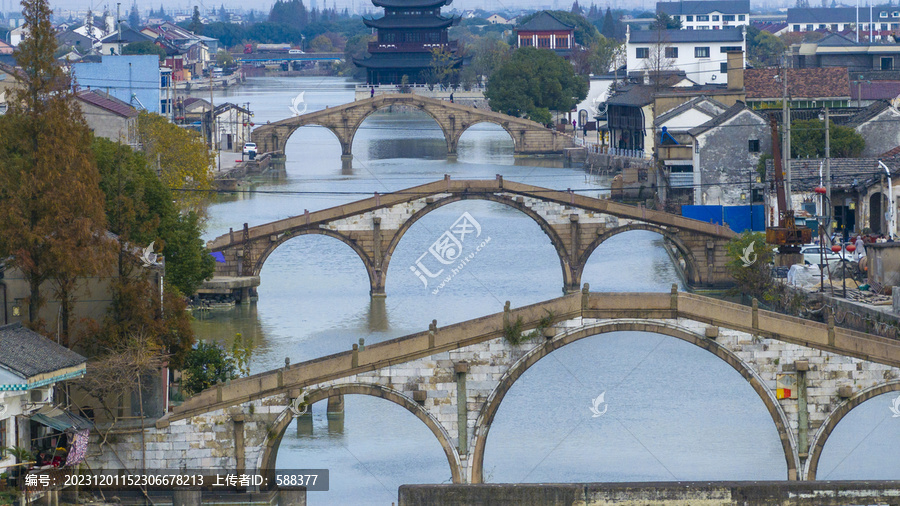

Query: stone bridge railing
[161,289,900,425]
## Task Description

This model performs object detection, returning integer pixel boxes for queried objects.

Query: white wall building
[626,27,746,85]
[657,0,750,30]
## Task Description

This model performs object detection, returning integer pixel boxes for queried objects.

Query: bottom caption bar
[25,469,329,491]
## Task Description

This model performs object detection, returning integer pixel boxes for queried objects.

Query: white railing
[579,141,649,160]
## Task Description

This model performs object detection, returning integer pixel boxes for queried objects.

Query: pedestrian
[449,92,454,103]
[855,234,865,261]
[370,86,374,98]
[572,119,576,132]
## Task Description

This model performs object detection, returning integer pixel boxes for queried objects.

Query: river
[191,76,900,505]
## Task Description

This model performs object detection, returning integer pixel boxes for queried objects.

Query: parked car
[243,142,257,155]
[800,244,855,267]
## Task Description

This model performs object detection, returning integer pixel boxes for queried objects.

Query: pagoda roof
[355,52,461,69]
[363,15,457,29]
[516,11,575,31]
[372,0,451,8]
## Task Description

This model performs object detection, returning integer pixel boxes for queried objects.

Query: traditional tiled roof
[764,157,891,191]
[605,84,656,107]
[846,100,892,126]
[657,0,749,16]
[654,95,729,127]
[787,7,877,23]
[372,0,450,7]
[0,323,87,379]
[76,90,139,118]
[355,52,460,69]
[363,15,456,29]
[745,67,850,100]
[629,27,744,43]
[816,32,859,47]
[689,101,766,136]
[757,22,788,34]
[517,11,575,31]
[850,81,900,100]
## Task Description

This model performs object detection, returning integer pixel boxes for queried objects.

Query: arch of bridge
[578,223,701,285]
[468,320,799,483]
[250,228,377,284]
[804,379,900,480]
[258,383,463,484]
[379,193,574,292]
[259,96,528,155]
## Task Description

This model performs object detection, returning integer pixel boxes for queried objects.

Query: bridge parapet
[206,179,737,294]
[90,292,900,484]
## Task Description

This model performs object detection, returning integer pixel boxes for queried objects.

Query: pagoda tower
[355,0,461,85]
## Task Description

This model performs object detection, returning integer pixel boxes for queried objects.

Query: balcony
[368,40,457,53]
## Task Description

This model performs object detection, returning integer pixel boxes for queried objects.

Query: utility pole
[825,106,832,236]
[782,54,792,210]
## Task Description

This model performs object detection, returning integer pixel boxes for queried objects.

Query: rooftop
[657,0,750,16]
[745,67,850,100]
[76,90,139,118]
[516,11,575,31]
[0,323,87,380]
[628,27,744,43]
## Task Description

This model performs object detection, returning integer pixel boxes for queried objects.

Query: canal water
[193,77,900,504]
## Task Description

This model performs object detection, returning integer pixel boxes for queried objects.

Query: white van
[289,49,304,54]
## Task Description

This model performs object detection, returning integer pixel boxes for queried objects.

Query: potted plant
[0,472,8,488]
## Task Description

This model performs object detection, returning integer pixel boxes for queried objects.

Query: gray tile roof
[689,101,766,136]
[629,27,744,43]
[657,0,749,16]
[605,84,656,107]
[764,157,898,191]
[0,323,87,379]
[846,100,891,126]
[517,11,575,31]
[654,95,729,127]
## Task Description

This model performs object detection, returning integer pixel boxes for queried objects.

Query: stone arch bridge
[249,94,573,158]
[207,178,736,295]
[91,291,900,484]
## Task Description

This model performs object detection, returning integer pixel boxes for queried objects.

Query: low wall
[399,481,900,506]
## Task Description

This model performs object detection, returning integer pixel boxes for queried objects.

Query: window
[749,139,760,152]
[686,15,694,21]
[883,23,889,30]
[698,25,710,29]
[831,23,839,30]
[695,46,710,57]
[893,11,900,16]
[806,24,814,31]
[697,14,709,21]
[665,46,678,58]
[819,24,826,29]
[520,37,533,46]
[712,14,719,21]
[673,15,680,21]
[0,419,6,450]
[556,36,568,48]
[882,56,894,70]
[720,62,728,73]
[538,36,551,47]
[720,45,742,52]
[881,11,888,17]
[723,14,735,21]
[793,24,801,31]
[636,47,649,59]
[738,14,746,20]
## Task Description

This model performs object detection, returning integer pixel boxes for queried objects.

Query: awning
[31,406,94,432]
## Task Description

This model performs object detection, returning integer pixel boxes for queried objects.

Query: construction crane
[766,114,811,253]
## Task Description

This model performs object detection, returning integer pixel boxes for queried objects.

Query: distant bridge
[235,51,344,63]
[91,290,900,484]
[249,93,574,158]
[206,178,737,295]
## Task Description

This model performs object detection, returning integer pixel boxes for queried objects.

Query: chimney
[727,50,744,91]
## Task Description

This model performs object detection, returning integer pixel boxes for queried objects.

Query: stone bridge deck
[207,177,737,294]
[117,290,900,484]
[250,93,574,157]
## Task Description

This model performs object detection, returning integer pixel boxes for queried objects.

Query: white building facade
[626,27,746,85]
[657,0,750,30]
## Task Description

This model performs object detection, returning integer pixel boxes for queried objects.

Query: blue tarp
[210,252,226,263]
[682,205,765,232]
